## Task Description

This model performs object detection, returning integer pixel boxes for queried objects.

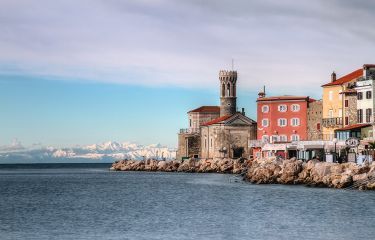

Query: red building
[257,93,312,143]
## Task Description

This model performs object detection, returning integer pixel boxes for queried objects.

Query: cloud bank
[0,0,375,95]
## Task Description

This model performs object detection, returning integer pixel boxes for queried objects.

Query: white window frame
[278,118,287,127]
[262,118,269,127]
[290,134,300,141]
[278,104,287,112]
[291,104,300,112]
[329,91,333,101]
[328,109,333,118]
[279,135,287,142]
[262,135,269,143]
[271,135,279,143]
[339,90,342,100]
[262,105,269,113]
[290,118,300,126]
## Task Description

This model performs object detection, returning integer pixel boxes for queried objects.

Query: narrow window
[366,91,372,99]
[345,116,349,125]
[366,108,372,122]
[317,123,321,131]
[344,100,349,107]
[358,109,363,123]
[357,92,363,100]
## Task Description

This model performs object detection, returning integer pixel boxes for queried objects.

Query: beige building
[321,69,362,140]
[200,113,257,159]
[177,106,220,160]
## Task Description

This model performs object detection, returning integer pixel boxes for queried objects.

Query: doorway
[233,147,244,158]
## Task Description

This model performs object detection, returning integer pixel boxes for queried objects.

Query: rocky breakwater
[110,158,248,174]
[245,158,375,190]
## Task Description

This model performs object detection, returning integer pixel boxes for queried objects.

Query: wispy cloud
[0,0,374,96]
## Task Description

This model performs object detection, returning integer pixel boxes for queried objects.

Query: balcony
[179,128,200,134]
[322,117,343,128]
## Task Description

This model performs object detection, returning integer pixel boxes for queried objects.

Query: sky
[1,0,375,148]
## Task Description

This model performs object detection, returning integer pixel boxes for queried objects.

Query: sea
[0,163,374,240]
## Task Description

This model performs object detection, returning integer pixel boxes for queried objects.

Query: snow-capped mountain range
[0,140,176,163]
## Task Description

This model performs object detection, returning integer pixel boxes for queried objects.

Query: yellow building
[321,69,362,140]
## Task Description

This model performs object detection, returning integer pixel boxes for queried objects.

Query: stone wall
[307,100,323,140]
[344,93,357,126]
[176,133,201,160]
[201,124,257,159]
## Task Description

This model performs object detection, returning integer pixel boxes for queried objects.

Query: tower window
[222,84,225,97]
[227,83,231,96]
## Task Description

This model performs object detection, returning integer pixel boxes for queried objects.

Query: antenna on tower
[263,85,266,95]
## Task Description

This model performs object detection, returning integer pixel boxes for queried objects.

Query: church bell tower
[219,70,237,116]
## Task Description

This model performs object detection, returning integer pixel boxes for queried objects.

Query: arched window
[227,83,231,96]
[222,84,225,97]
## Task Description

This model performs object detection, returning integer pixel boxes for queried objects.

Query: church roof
[188,106,220,113]
[201,115,232,126]
[202,113,256,126]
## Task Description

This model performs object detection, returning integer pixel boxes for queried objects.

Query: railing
[357,76,375,81]
[322,117,343,127]
[179,128,200,134]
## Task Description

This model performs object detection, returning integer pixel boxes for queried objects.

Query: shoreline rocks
[110,158,375,190]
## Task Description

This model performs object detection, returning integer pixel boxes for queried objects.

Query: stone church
[177,70,257,160]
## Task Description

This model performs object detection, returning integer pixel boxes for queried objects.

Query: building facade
[177,106,220,160]
[354,65,375,126]
[187,106,220,132]
[321,69,362,140]
[342,89,357,127]
[177,69,257,160]
[257,95,310,143]
[307,99,322,141]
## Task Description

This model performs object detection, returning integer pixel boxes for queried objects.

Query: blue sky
[1,0,375,148]
[0,74,261,147]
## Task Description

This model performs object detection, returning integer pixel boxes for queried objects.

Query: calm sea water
[0,164,374,240]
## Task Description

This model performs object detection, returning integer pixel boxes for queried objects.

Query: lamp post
[333,138,338,162]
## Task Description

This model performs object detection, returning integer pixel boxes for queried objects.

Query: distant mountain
[0,141,176,163]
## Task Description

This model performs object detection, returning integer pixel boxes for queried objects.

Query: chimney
[331,71,336,82]
[258,85,266,98]
[241,108,245,115]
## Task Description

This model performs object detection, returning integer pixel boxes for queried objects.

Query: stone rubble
[110,158,375,190]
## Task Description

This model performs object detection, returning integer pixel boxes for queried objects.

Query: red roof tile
[188,106,220,113]
[257,96,309,102]
[202,115,232,126]
[322,69,362,87]
[335,123,371,131]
